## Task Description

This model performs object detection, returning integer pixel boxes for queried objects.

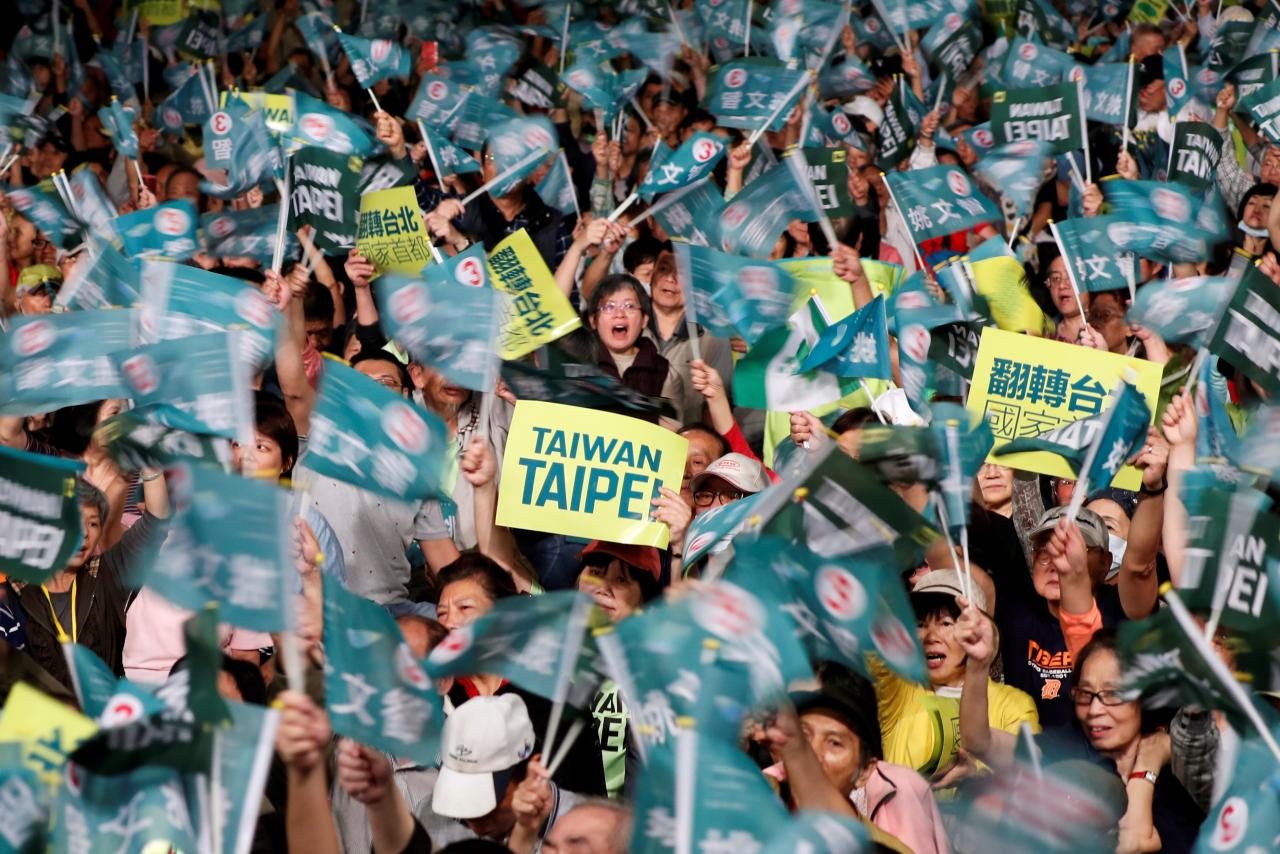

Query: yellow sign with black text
[487,230,582,360]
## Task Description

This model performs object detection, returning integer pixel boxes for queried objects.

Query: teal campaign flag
[1053,215,1139,295]
[139,261,283,370]
[200,107,283,200]
[465,27,523,95]
[0,309,135,416]
[995,380,1151,489]
[1231,403,1280,481]
[930,401,996,536]
[204,93,249,170]
[535,150,577,216]
[682,489,771,567]
[0,760,45,853]
[1194,725,1280,854]
[155,63,215,133]
[180,606,233,726]
[323,576,445,767]
[501,354,673,420]
[796,295,892,379]
[451,92,519,151]
[296,10,341,69]
[408,72,469,130]
[872,0,966,36]
[960,122,998,157]
[174,11,224,59]
[990,81,1084,155]
[7,180,81,249]
[1069,61,1138,126]
[335,29,411,88]
[703,59,807,133]
[972,139,1052,217]
[1163,44,1193,117]
[226,13,270,53]
[1209,263,1280,397]
[374,263,503,392]
[115,200,200,260]
[1014,0,1074,48]
[1194,355,1240,463]
[886,165,1000,242]
[113,331,255,441]
[1128,275,1236,348]
[185,698,281,854]
[764,812,871,853]
[876,84,916,170]
[486,116,557,196]
[1167,122,1223,192]
[94,46,139,105]
[95,409,232,473]
[97,97,138,158]
[1002,36,1077,88]
[52,767,197,854]
[651,178,725,248]
[923,10,983,79]
[1241,75,1280,146]
[140,461,292,633]
[424,124,481,178]
[288,147,362,251]
[732,295,855,413]
[286,91,377,156]
[674,242,796,346]
[638,132,727,201]
[304,359,450,503]
[561,62,647,128]
[427,590,597,706]
[818,54,875,100]
[718,164,823,258]
[203,204,301,263]
[64,642,164,727]
[67,167,120,245]
[0,446,84,585]
[1102,180,1226,263]
[1228,51,1279,103]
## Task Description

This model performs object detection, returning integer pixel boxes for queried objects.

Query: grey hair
[76,478,109,523]
[562,797,633,853]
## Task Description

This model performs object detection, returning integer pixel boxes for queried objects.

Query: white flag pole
[606,190,641,223]
[416,119,445,184]
[540,595,592,764]
[674,727,697,854]
[747,72,811,147]
[945,421,976,606]
[558,5,571,74]
[1076,75,1092,185]
[879,170,928,272]
[672,243,703,362]
[271,174,292,274]
[461,148,547,206]
[1063,383,1126,524]
[561,150,581,220]
[744,0,753,55]
[1048,219,1089,333]
[1120,53,1135,157]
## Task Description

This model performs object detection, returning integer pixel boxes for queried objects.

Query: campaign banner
[966,327,1162,489]
[989,82,1084,155]
[1242,76,1280,146]
[201,205,299,265]
[885,165,1000,242]
[1209,264,1280,397]
[1001,36,1077,88]
[496,401,688,548]
[222,89,293,135]
[639,133,727,201]
[289,146,363,252]
[0,309,136,416]
[799,147,852,218]
[356,185,434,275]
[1166,122,1223,192]
[116,200,200,260]
[651,178,725,248]
[0,446,85,584]
[487,229,581,360]
[704,59,807,132]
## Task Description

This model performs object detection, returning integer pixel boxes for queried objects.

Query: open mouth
[925,651,947,669]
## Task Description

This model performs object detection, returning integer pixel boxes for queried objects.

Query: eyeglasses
[1071,687,1129,707]
[1047,272,1070,286]
[371,375,404,392]
[598,301,641,315]
[693,489,746,507]
[1087,310,1125,326]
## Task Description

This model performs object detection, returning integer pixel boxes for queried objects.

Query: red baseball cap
[578,540,662,583]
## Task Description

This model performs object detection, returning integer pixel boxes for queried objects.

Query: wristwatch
[1128,770,1158,786]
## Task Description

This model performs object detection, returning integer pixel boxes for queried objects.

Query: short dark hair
[208,265,265,286]
[303,281,334,324]
[221,655,268,704]
[832,408,877,436]
[436,554,518,603]
[622,236,667,275]
[254,392,299,478]
[679,422,730,458]
[350,350,412,393]
[585,273,651,319]
[911,591,962,624]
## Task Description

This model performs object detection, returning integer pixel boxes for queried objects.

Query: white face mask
[1238,219,1269,239]
[1107,533,1128,578]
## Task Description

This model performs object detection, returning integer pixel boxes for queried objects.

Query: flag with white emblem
[718,164,825,258]
[64,643,165,729]
[1127,275,1236,347]
[1101,179,1227,264]
[1051,216,1139,295]
[51,766,198,854]
[0,309,135,417]
[795,295,892,379]
[1166,122,1223,192]
[1208,264,1280,398]
[1069,61,1139,126]
[674,241,797,346]
[334,29,411,88]
[989,81,1084,156]
[97,98,139,159]
[323,576,445,767]
[971,139,1051,218]
[1193,723,1280,854]
[1001,36,1076,88]
[0,446,85,585]
[704,59,807,133]
[639,132,727,201]
[885,165,1001,243]
[485,116,557,197]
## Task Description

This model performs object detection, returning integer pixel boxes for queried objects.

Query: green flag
[115,200,200,260]
[500,354,672,420]
[1052,215,1139,295]
[322,576,445,767]
[0,309,135,417]
[57,237,141,310]
[682,490,771,567]
[876,85,916,170]
[179,606,232,726]
[93,410,231,472]
[1167,122,1224,192]
[0,759,45,854]
[923,11,983,79]
[673,241,797,346]
[97,98,139,159]
[1209,263,1280,398]
[63,642,164,727]
[886,164,1001,242]
[486,116,557,196]
[1069,61,1138,126]
[1102,179,1226,263]
[1128,275,1236,348]
[1194,724,1280,853]
[795,294,892,378]
[0,446,84,585]
[703,59,807,133]
[1241,73,1280,146]
[202,205,299,265]
[971,139,1053,218]
[185,698,281,854]
[651,178,725,248]
[285,91,377,157]
[718,163,824,258]
[1002,36,1077,88]
[990,81,1085,155]
[335,29,411,88]
[639,132,727,201]
[52,766,197,853]
[930,401,996,537]
[286,147,363,252]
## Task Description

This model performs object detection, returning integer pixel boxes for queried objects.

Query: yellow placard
[219,90,294,135]
[967,328,1163,490]
[969,252,1053,336]
[487,230,582,360]
[496,401,688,547]
[0,682,99,788]
[356,185,434,276]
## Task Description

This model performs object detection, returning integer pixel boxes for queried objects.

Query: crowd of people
[1,1,1279,853]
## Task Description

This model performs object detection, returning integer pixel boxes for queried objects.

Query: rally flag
[422,124,481,179]
[0,760,45,853]
[95,409,232,473]
[200,107,283,200]
[733,296,850,413]
[465,28,524,95]
[930,401,996,539]
[1002,36,1077,88]
[561,62,647,129]
[1233,403,1280,482]
[203,205,301,264]
[972,139,1051,218]
[67,167,120,245]
[287,147,362,252]
[322,576,444,767]
[1051,216,1138,296]
[116,200,200,260]
[994,379,1152,491]
[286,91,377,156]
[1127,275,1236,348]
[0,309,135,416]
[1232,49,1280,103]
[1069,62,1138,126]
[1241,75,1280,146]
[295,11,340,73]
[226,13,270,53]
[795,295,892,378]
[535,150,578,216]
[682,490,771,567]
[487,229,583,359]
[649,178,726,248]
[139,261,282,370]
[485,116,557,197]
[138,462,293,633]
[500,355,672,420]
[674,241,796,346]
[7,180,81,249]
[733,537,928,683]
[0,446,84,585]
[186,698,281,854]
[174,10,224,59]
[718,164,824,258]
[639,133,727,201]
[334,29,411,88]
[374,263,503,392]
[1167,122,1224,192]
[886,164,1000,242]
[1208,263,1280,398]
[426,590,597,707]
[849,7,897,52]
[959,121,998,157]
[989,81,1084,156]
[1195,724,1280,854]
[94,43,140,105]
[817,54,876,100]
[887,271,971,402]
[451,92,519,151]
[51,767,198,854]
[97,97,139,159]
[1192,355,1240,464]
[1102,179,1228,263]
[1014,0,1075,48]
[875,84,916,170]
[704,59,807,133]
[178,606,233,726]
[155,63,216,133]
[1207,19,1254,73]
[304,358,450,503]
[64,642,164,728]
[923,9,983,76]
[113,332,255,441]
[56,238,138,310]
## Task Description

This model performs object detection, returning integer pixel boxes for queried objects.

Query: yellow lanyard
[40,578,77,644]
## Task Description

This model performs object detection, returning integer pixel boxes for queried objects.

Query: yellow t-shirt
[870,657,1040,778]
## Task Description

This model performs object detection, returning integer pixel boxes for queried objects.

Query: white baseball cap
[432,695,536,820]
[690,452,770,495]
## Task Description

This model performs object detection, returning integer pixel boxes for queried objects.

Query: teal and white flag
[140,462,293,633]
[200,107,283,200]
[335,29,411,88]
[304,359,450,503]
[561,61,647,128]
[1102,180,1226,263]
[226,13,270,53]
[486,116,557,196]
[534,150,577,216]
[140,262,282,370]
[639,132,727,201]
[795,295,892,379]
[923,10,983,79]
[682,489,770,566]
[0,759,45,853]
[155,63,215,133]
[733,297,848,412]
[818,54,876,100]
[374,263,503,392]
[1167,122,1223,192]
[1014,0,1074,48]
[1068,61,1137,126]
[0,446,84,585]
[286,146,361,252]
[204,96,251,170]
[116,200,200,260]
[52,767,197,854]
[66,168,120,245]
[972,139,1051,218]
[1194,724,1280,854]
[652,178,725,247]
[1242,75,1280,146]
[64,643,164,727]
[1052,215,1138,294]
[7,180,81,249]
[989,80,1084,155]
[451,93,518,151]
[1208,263,1280,398]
[187,699,281,854]
[674,241,796,346]
[57,237,140,310]
[930,401,995,537]
[1002,36,1076,88]
[204,204,301,263]
[323,576,445,767]
[408,72,468,129]
[718,163,823,258]
[704,59,807,133]
[113,332,255,441]
[1128,275,1236,347]
[286,91,377,156]
[875,85,916,170]
[1163,44,1193,118]
[886,165,1000,242]
[97,98,138,159]
[0,309,135,416]
[423,124,481,178]
[95,410,232,473]
[763,812,871,853]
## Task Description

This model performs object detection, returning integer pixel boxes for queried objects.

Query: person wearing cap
[871,569,1039,786]
[575,540,664,799]
[12,263,62,315]
[688,452,769,518]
